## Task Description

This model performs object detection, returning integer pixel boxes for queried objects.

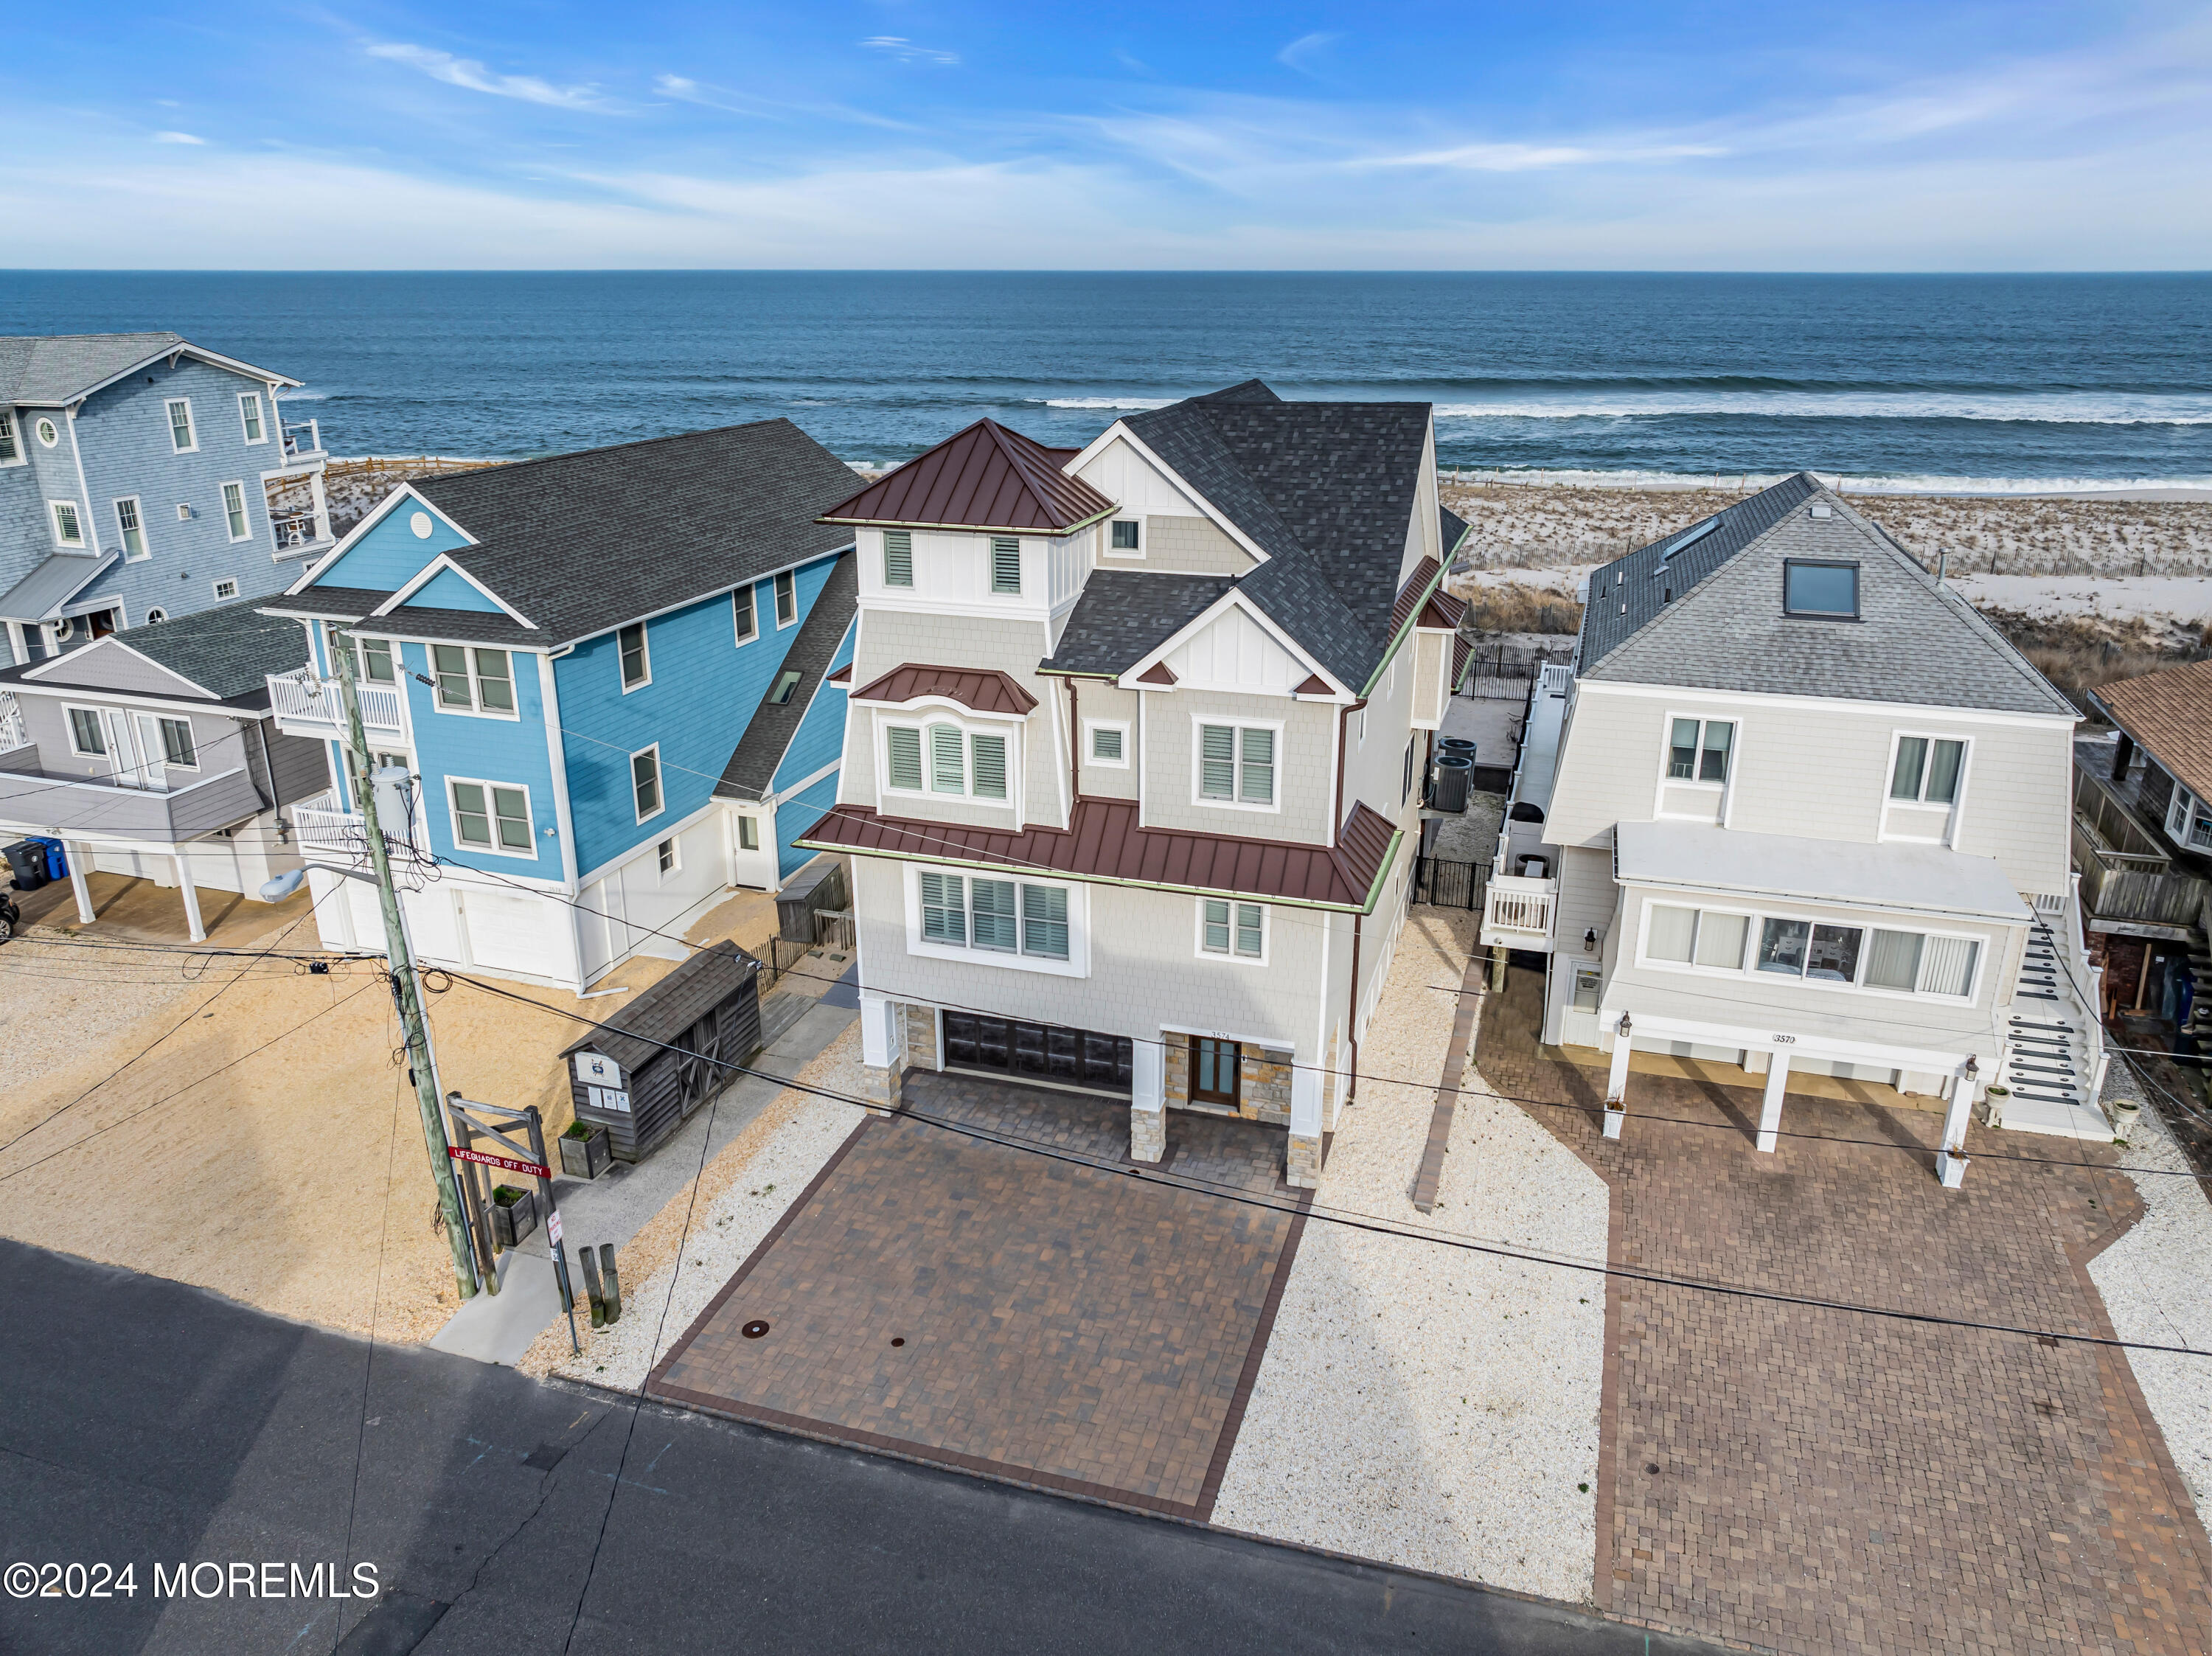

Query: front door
[133,714,168,790]
[1192,1037,1241,1109]
[102,709,148,788]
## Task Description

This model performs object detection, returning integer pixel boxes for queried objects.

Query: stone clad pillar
[1756,1048,1790,1152]
[1287,1063,1323,1188]
[1130,1038,1165,1163]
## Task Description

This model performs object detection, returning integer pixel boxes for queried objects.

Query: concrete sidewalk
[428,989,858,1365]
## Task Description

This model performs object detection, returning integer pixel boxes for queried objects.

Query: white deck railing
[1480,873,1557,948]
[267,669,404,737]
[293,804,368,856]
[2051,871,2111,1106]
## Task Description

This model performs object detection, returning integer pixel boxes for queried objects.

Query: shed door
[461,888,551,974]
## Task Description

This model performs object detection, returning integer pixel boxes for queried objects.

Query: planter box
[490,1184,538,1249]
[560,1123,612,1180]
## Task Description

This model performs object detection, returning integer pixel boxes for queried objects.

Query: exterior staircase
[1992,888,2113,1141]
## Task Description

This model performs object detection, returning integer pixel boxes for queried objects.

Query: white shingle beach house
[800,382,1471,1186]
[1484,471,2111,1184]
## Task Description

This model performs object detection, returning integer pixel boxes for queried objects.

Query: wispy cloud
[653,72,919,131]
[1276,32,1338,75]
[1363,140,1728,171]
[366,42,607,110]
[152,131,206,145]
[860,36,960,66]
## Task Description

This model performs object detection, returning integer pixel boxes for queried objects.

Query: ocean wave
[1036,396,1178,411]
[1439,466,2212,495]
[275,391,333,402]
[1433,392,2212,425]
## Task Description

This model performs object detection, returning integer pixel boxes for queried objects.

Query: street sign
[448,1145,552,1180]
[546,1208,563,1246]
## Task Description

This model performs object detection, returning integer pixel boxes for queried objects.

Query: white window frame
[1881,730,1972,843]
[773,570,797,629]
[902,862,1087,978]
[48,499,86,549]
[1105,518,1143,559]
[631,743,664,824]
[989,535,1023,595]
[882,528,914,588]
[166,398,198,453]
[1189,715,1284,815]
[428,644,521,720]
[156,716,200,771]
[212,577,240,601]
[220,480,251,543]
[64,705,108,757]
[618,621,651,692]
[733,584,759,645]
[0,411,21,466]
[238,392,268,445]
[2166,782,2212,853]
[445,774,538,859]
[1654,710,1739,821]
[114,495,149,561]
[734,813,760,852]
[656,835,681,879]
[144,606,168,625]
[1195,897,1269,965]
[1633,896,1983,1004]
[1084,719,1131,768]
[35,417,60,448]
[878,712,1018,809]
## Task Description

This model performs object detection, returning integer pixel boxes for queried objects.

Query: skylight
[1658,517,1721,563]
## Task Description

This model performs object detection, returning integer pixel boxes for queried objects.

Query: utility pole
[332,628,479,1301]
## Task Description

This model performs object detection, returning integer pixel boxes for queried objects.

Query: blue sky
[4,1,2208,268]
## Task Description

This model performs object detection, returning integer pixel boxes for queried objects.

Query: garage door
[462,888,555,975]
[941,1012,1133,1095]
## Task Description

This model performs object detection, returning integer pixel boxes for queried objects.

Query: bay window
[2166,784,2212,852]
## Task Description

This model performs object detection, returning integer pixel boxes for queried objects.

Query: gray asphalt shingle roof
[0,553,119,623]
[1576,472,2075,717]
[1038,572,1230,676]
[714,553,857,801]
[0,598,310,703]
[0,332,295,404]
[284,420,860,648]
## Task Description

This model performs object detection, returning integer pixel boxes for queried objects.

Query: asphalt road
[0,1241,1717,1655]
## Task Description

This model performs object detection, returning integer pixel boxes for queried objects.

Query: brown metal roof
[1293,672,1333,697]
[1417,588,1467,630]
[1388,556,1443,639]
[799,799,1403,911]
[1137,661,1178,686]
[850,662,1039,715]
[819,420,1115,533]
[827,662,852,685]
[2092,658,2212,803]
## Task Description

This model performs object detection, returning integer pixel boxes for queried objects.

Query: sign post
[446,1094,582,1355]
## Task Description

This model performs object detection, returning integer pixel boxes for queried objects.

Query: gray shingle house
[0,333,330,665]
[1485,470,2103,1184]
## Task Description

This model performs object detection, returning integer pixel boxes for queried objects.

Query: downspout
[1067,678,1082,805]
[1346,911,1364,1107]
[1332,699,1366,841]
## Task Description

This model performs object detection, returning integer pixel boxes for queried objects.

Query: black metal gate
[1413,856,1491,911]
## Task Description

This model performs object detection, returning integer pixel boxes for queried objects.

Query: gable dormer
[291,485,473,596]
[1065,427,1265,577]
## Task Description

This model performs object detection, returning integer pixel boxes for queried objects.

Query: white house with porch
[1483,472,2107,1186]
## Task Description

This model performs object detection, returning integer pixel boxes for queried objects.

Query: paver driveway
[1475,968,2212,1656]
[650,1071,1304,1519]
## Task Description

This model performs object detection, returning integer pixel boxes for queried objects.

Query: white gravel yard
[1211,911,1610,1604]
[2088,1091,2212,1518]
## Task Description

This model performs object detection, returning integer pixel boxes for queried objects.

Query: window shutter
[1239,727,1274,804]
[970,734,1007,799]
[920,872,965,944]
[1203,899,1231,953]
[1022,885,1068,959]
[972,880,1018,950]
[883,529,914,588]
[886,726,924,791]
[930,725,966,793]
[990,536,1021,594]
[1200,726,1236,798]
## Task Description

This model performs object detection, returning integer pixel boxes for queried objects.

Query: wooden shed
[561,942,764,1164]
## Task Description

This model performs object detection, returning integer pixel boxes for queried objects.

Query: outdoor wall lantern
[1583,927,1599,953]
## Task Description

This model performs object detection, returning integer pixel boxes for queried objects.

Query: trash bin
[32,838,66,880]
[1431,755,1473,813]
[3,840,48,891]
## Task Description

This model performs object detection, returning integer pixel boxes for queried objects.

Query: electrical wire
[434,964,2210,1361]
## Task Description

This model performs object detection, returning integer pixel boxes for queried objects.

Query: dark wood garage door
[942,1012,1133,1096]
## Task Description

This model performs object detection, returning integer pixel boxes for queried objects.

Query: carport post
[173,853,206,943]
[1756,1048,1790,1152]
[64,841,94,925]
[1936,1060,1977,1189]
[1602,1013,1631,1138]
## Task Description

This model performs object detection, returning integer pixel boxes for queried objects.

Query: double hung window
[919,871,1069,961]
[166,399,196,453]
[449,779,533,854]
[733,585,759,644]
[883,529,914,588]
[618,622,650,689]
[631,747,663,821]
[1891,737,1964,804]
[1197,723,1275,805]
[990,537,1022,594]
[431,645,515,715]
[221,481,249,541]
[49,501,83,547]
[886,722,1009,802]
[115,498,147,560]
[1667,718,1733,782]
[239,394,266,444]
[773,571,796,627]
[1200,899,1265,960]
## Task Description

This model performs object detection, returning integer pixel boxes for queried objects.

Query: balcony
[268,668,404,740]
[2071,761,2211,934]
[279,417,325,464]
[271,508,335,558]
[293,801,369,857]
[0,750,266,843]
[1480,872,1558,948]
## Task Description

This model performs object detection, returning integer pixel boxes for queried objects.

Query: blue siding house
[0,333,331,665]
[260,420,860,989]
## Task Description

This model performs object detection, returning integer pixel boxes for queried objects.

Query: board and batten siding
[1544,684,2073,898]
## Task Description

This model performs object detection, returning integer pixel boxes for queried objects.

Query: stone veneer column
[1163,1034,1191,1110]
[1130,1037,1166,1163]
[1286,1064,1324,1189]
[902,1003,940,1071]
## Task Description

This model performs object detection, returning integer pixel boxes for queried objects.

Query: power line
[434,966,2211,1361]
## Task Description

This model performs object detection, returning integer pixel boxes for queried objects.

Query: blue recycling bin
[32,838,66,880]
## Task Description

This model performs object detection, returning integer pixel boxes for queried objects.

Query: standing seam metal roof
[819,420,1114,532]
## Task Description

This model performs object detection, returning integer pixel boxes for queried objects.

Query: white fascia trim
[1618,872,2027,928]
[1572,676,2079,731]
[1595,1005,1979,1076]
[19,636,216,698]
[561,543,855,653]
[538,653,580,891]
[1158,1016,1297,1052]
[375,552,537,629]
[573,795,726,891]
[1079,422,1273,567]
[283,483,473,596]
[765,755,842,809]
[1118,586,1351,700]
[24,344,304,409]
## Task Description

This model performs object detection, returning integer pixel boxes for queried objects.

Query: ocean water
[4,271,2208,490]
